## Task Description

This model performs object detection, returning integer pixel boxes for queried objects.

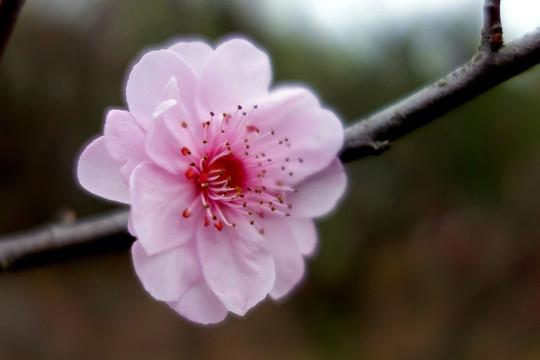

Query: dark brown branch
[0,0,25,61]
[481,0,503,51]
[1,26,540,270]
[340,26,540,162]
[0,209,130,270]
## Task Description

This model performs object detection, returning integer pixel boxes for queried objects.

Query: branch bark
[2,20,540,271]
[340,26,540,162]
[0,0,25,61]
[0,209,129,270]
[480,0,503,51]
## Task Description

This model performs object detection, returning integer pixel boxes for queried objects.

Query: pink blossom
[77,38,347,324]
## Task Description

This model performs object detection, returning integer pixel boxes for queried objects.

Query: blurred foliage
[1,1,540,359]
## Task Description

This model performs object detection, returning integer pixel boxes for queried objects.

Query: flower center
[180,105,298,232]
[207,156,245,190]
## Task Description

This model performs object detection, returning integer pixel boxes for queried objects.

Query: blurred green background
[1,1,540,359]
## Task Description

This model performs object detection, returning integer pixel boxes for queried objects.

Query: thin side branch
[1,27,540,270]
[0,0,25,61]
[0,209,129,270]
[481,0,503,51]
[340,26,540,162]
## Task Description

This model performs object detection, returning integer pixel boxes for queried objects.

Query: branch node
[480,0,503,52]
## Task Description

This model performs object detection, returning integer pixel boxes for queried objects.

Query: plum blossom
[77,37,347,324]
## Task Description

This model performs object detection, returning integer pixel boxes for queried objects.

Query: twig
[480,0,503,51]
[0,209,130,270]
[0,0,25,61]
[340,26,540,162]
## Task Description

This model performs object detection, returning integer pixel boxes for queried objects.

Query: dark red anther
[246,125,258,133]
[185,168,196,179]
[214,221,223,231]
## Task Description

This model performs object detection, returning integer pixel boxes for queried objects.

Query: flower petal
[131,240,200,302]
[289,158,347,218]
[77,136,129,203]
[197,220,275,315]
[289,218,318,256]
[145,104,201,175]
[197,38,271,115]
[168,41,213,75]
[130,162,199,255]
[168,280,228,324]
[103,109,148,181]
[126,49,198,129]
[266,106,344,185]
[260,216,306,299]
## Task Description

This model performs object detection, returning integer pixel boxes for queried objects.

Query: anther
[210,112,215,116]
[181,147,191,156]
[185,168,196,179]
[204,216,210,226]
[181,121,188,128]
[214,221,224,231]
[182,209,191,218]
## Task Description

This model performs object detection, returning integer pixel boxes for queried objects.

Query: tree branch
[0,0,25,61]
[0,209,129,270]
[340,26,540,162]
[2,19,540,271]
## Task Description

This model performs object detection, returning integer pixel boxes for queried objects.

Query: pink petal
[145,104,201,175]
[130,162,199,255]
[103,109,148,181]
[168,280,228,324]
[197,220,275,315]
[77,136,130,203]
[289,218,318,256]
[289,158,347,218]
[265,106,344,185]
[250,86,321,130]
[168,41,213,75]
[126,49,198,129]
[131,240,200,302]
[260,216,306,299]
[197,38,271,116]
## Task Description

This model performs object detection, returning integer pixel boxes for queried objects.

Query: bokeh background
[2,0,540,359]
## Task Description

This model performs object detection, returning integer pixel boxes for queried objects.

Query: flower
[77,37,347,324]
